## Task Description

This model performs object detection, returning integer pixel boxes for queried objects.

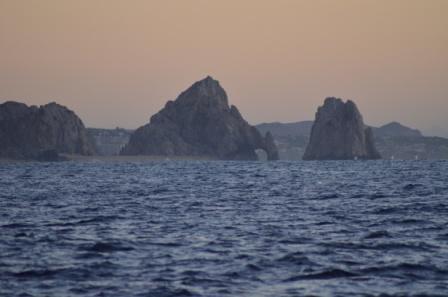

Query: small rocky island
[121,76,279,160]
[303,97,381,160]
[0,101,95,160]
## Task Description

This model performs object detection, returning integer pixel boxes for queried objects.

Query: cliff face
[121,76,279,160]
[0,101,96,159]
[303,97,381,160]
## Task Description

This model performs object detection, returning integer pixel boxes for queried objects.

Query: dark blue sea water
[1,160,448,297]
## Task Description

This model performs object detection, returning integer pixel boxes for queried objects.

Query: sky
[1,0,447,136]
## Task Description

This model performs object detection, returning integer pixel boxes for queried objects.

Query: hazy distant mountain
[256,121,313,138]
[256,121,312,160]
[373,122,422,138]
[375,135,448,160]
[256,120,448,160]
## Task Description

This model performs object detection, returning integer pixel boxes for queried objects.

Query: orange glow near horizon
[0,0,447,135]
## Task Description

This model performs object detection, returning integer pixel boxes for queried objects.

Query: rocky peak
[318,97,361,122]
[196,75,221,95]
[176,76,229,110]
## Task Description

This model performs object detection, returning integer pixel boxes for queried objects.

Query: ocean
[1,160,447,296]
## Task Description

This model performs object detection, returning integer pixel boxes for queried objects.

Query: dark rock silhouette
[121,76,279,160]
[0,101,95,160]
[303,97,381,160]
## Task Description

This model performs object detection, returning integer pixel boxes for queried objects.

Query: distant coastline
[0,155,215,163]
[63,154,214,162]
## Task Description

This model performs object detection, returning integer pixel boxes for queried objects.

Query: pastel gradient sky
[1,0,447,135]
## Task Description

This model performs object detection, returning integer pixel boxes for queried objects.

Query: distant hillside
[87,128,132,156]
[256,121,313,138]
[256,121,448,160]
[256,121,312,160]
[373,122,422,138]
[375,135,448,160]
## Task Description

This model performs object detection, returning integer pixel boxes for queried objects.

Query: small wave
[245,263,262,271]
[219,270,243,278]
[83,242,134,253]
[374,207,401,215]
[285,268,358,281]
[403,183,424,191]
[322,241,435,252]
[180,270,205,277]
[138,286,197,297]
[235,254,250,260]
[253,173,266,178]
[277,252,315,266]
[150,242,183,247]
[388,218,428,225]
[1,223,32,229]
[350,193,365,198]
[16,174,33,179]
[12,269,61,278]
[369,241,437,252]
[180,274,222,286]
[363,230,391,239]
[151,187,170,194]
[278,237,312,244]
[14,232,33,238]
[318,193,339,200]
[43,215,124,227]
[360,263,447,280]
[75,252,106,259]
[436,233,448,240]
[369,193,388,199]
[15,293,34,297]
[181,278,221,287]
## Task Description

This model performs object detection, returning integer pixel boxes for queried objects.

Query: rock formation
[121,76,279,160]
[0,101,96,160]
[303,97,381,160]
